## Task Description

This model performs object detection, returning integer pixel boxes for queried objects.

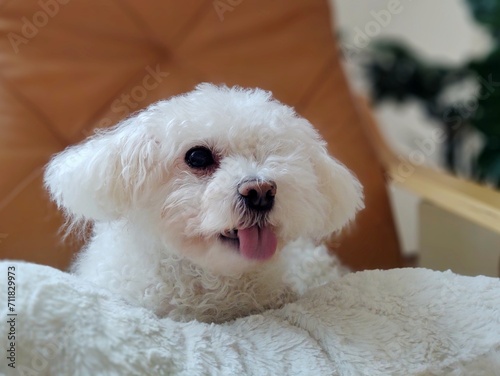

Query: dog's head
[45,84,363,274]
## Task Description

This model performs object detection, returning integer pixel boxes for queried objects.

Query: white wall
[332,0,491,65]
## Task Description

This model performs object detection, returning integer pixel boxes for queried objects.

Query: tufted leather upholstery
[0,0,402,270]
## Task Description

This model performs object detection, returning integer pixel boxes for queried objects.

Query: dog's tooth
[223,229,238,239]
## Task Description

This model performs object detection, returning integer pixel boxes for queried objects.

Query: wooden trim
[356,97,500,235]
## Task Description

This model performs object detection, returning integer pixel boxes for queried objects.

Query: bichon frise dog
[45,84,363,323]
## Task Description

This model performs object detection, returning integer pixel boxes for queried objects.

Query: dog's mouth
[220,225,277,261]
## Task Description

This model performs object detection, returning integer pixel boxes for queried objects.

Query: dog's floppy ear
[44,114,161,222]
[312,144,364,237]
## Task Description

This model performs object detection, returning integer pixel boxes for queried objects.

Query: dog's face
[45,84,363,274]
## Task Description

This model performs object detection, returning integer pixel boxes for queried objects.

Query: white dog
[45,84,363,323]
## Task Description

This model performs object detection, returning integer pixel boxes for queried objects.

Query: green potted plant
[364,0,500,187]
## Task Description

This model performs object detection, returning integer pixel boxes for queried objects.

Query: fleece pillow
[1,261,499,375]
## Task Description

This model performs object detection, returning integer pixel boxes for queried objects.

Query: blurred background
[332,0,500,277]
[0,0,498,276]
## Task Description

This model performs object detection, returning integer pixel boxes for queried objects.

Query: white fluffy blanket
[1,261,499,376]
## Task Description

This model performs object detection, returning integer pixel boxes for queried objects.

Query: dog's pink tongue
[238,225,277,261]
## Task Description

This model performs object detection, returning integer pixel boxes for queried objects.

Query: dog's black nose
[238,179,277,212]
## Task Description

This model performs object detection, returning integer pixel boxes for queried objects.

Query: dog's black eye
[185,146,215,169]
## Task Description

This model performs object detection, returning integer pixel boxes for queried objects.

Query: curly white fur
[44,84,363,323]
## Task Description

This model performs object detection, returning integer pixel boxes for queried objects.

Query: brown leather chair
[0,0,402,270]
